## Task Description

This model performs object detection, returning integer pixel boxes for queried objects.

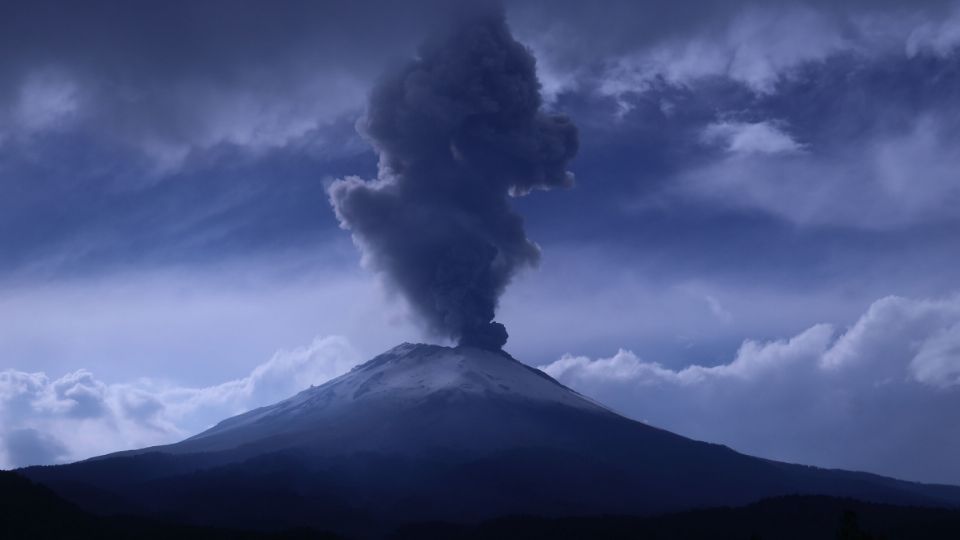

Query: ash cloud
[329,10,578,350]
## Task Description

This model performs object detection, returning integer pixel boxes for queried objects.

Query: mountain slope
[21,343,960,535]
[161,343,613,458]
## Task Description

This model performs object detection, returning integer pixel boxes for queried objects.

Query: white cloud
[678,114,960,229]
[0,335,361,469]
[520,3,960,232]
[498,244,883,368]
[701,121,804,155]
[631,6,851,94]
[127,72,367,174]
[530,3,883,104]
[912,322,960,387]
[13,69,81,133]
[540,294,960,485]
[0,64,368,178]
[906,4,960,57]
[703,295,733,323]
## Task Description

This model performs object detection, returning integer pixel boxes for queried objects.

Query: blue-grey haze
[1,0,959,484]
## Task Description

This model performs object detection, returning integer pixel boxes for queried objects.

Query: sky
[1,0,959,485]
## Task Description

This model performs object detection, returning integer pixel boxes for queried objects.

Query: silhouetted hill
[7,469,960,539]
[394,496,960,540]
[0,470,339,540]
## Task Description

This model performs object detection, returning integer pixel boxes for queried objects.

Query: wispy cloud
[677,112,960,229]
[701,120,804,155]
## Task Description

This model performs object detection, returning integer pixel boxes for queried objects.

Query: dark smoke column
[329,11,578,351]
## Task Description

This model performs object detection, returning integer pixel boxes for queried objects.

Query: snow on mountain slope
[153,343,613,456]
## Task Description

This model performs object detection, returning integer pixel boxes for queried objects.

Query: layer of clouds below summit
[541,294,960,485]
[0,336,361,469]
[6,291,960,489]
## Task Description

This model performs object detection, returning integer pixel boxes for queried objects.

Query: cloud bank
[541,294,960,485]
[0,336,359,469]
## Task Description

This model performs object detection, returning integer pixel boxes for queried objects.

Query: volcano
[21,344,960,535]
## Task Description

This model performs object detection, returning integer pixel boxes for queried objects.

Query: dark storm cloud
[0,0,493,169]
[510,45,960,298]
[329,10,578,350]
[1,0,958,286]
[0,0,477,278]
[1,0,955,154]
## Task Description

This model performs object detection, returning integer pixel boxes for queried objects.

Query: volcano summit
[21,344,960,535]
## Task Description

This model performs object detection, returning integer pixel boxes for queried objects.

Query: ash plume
[329,9,578,351]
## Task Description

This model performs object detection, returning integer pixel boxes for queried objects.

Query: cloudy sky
[2,0,960,485]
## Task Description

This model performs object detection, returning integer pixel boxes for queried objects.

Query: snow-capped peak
[325,342,608,410]
[188,343,610,445]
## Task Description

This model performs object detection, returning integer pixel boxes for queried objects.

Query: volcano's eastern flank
[328,11,578,350]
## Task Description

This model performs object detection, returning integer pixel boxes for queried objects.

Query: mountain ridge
[104,343,618,460]
[20,342,960,535]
